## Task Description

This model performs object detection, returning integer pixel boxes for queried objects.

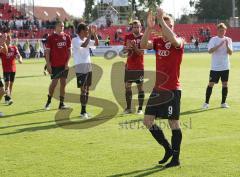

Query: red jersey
[153,37,184,90]
[124,33,144,70]
[46,32,71,67]
[0,46,18,72]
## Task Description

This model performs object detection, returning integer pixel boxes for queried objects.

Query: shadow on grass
[1,108,57,118]
[0,109,125,135]
[16,75,45,79]
[180,107,221,116]
[107,165,168,177]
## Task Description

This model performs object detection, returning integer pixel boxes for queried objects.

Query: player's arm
[16,48,23,64]
[91,26,99,46]
[81,26,95,48]
[0,33,8,54]
[157,8,182,48]
[208,41,225,54]
[140,11,154,49]
[65,36,71,70]
[131,41,144,56]
[45,49,52,74]
[225,38,233,55]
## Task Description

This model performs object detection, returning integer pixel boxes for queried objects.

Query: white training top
[208,36,233,71]
[72,35,96,73]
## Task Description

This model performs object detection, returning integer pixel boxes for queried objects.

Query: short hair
[132,20,141,26]
[159,15,174,27]
[55,21,63,27]
[163,15,174,23]
[76,23,88,34]
[217,23,227,29]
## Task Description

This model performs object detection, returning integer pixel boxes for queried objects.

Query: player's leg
[221,70,229,108]
[58,67,69,109]
[78,72,91,118]
[203,70,219,109]
[165,119,182,168]
[137,82,144,114]
[80,85,89,116]
[124,82,133,113]
[144,115,172,164]
[43,64,48,75]
[0,81,5,116]
[59,77,69,109]
[144,91,172,164]
[3,72,11,104]
[7,72,16,105]
[45,78,59,110]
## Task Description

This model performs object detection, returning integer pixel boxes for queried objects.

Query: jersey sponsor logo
[157,50,170,57]
[7,52,15,58]
[57,42,67,47]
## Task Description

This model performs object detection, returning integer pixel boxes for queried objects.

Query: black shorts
[76,72,92,88]
[51,66,68,80]
[3,72,16,82]
[145,90,181,120]
[124,69,144,84]
[209,70,229,83]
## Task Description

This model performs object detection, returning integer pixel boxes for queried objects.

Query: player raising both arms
[140,8,184,168]
[123,20,145,115]
[0,34,23,105]
[44,21,71,110]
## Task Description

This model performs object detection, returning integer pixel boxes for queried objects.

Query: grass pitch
[0,52,240,177]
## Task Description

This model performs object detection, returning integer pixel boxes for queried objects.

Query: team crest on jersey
[62,36,66,40]
[165,42,171,49]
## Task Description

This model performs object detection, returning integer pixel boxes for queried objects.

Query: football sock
[125,90,132,109]
[60,96,64,104]
[47,95,52,103]
[138,91,145,110]
[205,86,213,104]
[149,124,172,164]
[165,129,182,168]
[221,87,228,104]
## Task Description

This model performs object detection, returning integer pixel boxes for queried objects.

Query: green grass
[0,52,240,177]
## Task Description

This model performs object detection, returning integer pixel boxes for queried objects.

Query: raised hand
[147,10,155,28]
[90,25,97,35]
[156,7,164,19]
[0,33,7,46]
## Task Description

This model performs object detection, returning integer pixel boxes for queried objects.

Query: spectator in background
[194,38,200,52]
[23,40,31,59]
[105,36,110,46]
[35,40,41,59]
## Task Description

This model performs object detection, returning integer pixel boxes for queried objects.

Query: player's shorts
[209,70,229,83]
[124,69,144,84]
[3,72,16,82]
[145,89,181,120]
[51,66,68,80]
[76,72,92,88]
[0,78,4,87]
